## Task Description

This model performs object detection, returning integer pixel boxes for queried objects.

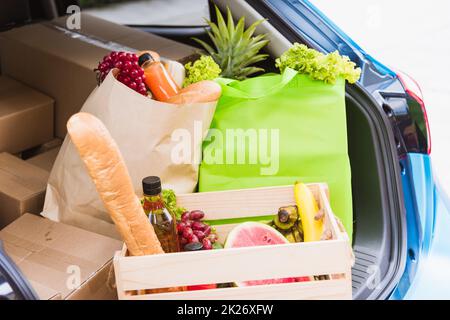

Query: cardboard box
[0,76,54,153]
[0,214,123,300]
[0,13,198,138]
[26,146,60,172]
[0,152,49,228]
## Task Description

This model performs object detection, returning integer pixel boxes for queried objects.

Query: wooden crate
[113,183,353,300]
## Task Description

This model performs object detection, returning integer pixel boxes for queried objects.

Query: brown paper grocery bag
[42,70,217,239]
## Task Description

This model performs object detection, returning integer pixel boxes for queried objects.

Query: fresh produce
[225,222,308,286]
[177,210,219,250]
[294,182,324,242]
[193,6,269,80]
[95,51,147,95]
[225,222,288,248]
[275,43,361,84]
[269,206,304,243]
[161,189,186,220]
[183,55,222,87]
[66,112,163,256]
[165,80,222,104]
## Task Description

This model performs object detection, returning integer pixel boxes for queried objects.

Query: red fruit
[182,227,194,240]
[130,69,139,78]
[193,230,205,241]
[122,77,131,85]
[123,61,132,69]
[95,51,145,94]
[189,210,205,220]
[187,284,217,291]
[192,221,206,231]
[138,83,146,91]
[190,235,199,243]
[203,225,211,236]
[202,238,212,250]
[98,63,106,72]
[129,82,137,90]
[181,212,190,222]
[177,222,186,234]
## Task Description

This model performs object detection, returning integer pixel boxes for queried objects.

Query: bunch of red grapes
[95,51,147,96]
[177,210,218,250]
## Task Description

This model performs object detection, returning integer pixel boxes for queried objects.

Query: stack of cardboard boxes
[0,13,198,299]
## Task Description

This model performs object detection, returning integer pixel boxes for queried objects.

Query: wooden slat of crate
[115,238,350,291]
[176,184,326,221]
[114,183,352,300]
[120,279,351,300]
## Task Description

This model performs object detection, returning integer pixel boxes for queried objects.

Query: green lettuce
[275,43,361,84]
[183,55,222,87]
[162,189,186,220]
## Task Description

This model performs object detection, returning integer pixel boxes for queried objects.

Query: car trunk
[345,84,406,299]
[0,0,406,300]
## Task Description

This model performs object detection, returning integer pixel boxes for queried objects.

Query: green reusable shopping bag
[199,68,353,236]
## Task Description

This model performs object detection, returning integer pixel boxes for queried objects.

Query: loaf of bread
[166,80,222,104]
[67,112,164,256]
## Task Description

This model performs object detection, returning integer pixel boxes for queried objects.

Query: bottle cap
[184,242,203,251]
[142,176,162,195]
[138,52,155,67]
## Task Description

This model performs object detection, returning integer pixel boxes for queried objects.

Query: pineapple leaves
[215,6,229,41]
[192,5,269,80]
[232,17,245,47]
[226,7,235,40]
[192,38,215,57]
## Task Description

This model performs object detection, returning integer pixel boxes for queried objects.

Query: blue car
[0,0,449,300]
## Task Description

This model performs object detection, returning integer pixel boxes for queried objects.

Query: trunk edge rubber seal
[347,84,407,299]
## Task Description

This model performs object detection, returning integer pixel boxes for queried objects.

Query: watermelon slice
[224,222,300,286]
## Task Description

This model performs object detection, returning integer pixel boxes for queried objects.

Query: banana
[294,182,324,242]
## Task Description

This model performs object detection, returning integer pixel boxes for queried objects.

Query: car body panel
[391,154,450,299]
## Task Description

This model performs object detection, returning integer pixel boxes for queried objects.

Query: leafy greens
[275,43,361,84]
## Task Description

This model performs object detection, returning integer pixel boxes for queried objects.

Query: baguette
[67,112,164,256]
[165,80,221,104]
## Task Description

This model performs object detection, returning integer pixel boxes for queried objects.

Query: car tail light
[397,71,431,154]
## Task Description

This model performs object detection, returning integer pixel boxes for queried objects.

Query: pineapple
[193,6,269,80]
